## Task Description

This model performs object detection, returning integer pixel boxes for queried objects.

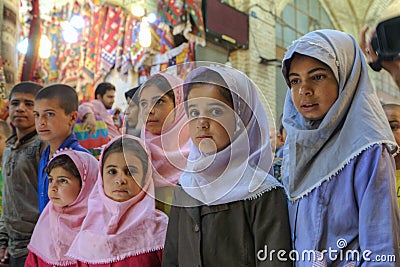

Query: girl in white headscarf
[281,29,400,266]
[162,65,292,266]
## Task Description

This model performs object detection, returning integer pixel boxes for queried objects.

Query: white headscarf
[179,65,281,206]
[281,29,398,201]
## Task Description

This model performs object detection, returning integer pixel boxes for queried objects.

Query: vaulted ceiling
[276,0,399,38]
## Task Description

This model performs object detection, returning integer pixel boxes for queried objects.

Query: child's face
[288,54,339,120]
[102,151,144,202]
[48,166,81,208]
[384,107,400,146]
[34,98,77,147]
[9,92,36,133]
[125,98,139,127]
[187,84,236,154]
[139,85,175,135]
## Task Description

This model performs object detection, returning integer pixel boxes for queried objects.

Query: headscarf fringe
[287,141,397,202]
[245,183,283,201]
[67,245,164,265]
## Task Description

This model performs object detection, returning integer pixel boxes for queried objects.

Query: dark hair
[46,154,82,187]
[35,84,78,114]
[0,120,11,138]
[140,75,175,106]
[95,82,116,98]
[125,85,140,105]
[185,69,233,107]
[102,137,148,185]
[278,113,285,136]
[9,82,43,100]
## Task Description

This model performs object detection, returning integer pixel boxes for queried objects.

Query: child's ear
[69,111,78,126]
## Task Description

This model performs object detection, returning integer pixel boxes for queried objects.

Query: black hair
[102,137,148,186]
[185,69,233,107]
[125,85,140,105]
[46,154,82,187]
[9,81,43,100]
[35,84,78,114]
[140,75,175,106]
[95,82,116,98]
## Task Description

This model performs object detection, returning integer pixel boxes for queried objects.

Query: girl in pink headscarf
[25,149,98,267]
[139,73,191,215]
[67,135,168,266]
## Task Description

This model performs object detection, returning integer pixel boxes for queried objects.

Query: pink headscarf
[28,149,99,266]
[66,135,168,264]
[140,73,191,187]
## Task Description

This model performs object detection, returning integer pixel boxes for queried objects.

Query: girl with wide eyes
[281,30,400,266]
[139,73,191,215]
[67,135,168,267]
[26,150,98,267]
[162,67,292,266]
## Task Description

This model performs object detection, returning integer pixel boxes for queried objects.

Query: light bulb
[139,21,151,47]
[39,35,52,58]
[62,22,79,43]
[131,5,145,17]
[145,13,157,23]
[17,38,29,54]
[70,15,85,29]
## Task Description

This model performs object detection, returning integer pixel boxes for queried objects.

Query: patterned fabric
[73,117,109,159]
[100,7,123,74]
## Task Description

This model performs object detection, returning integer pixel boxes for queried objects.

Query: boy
[383,103,400,209]
[34,84,88,214]
[0,82,45,267]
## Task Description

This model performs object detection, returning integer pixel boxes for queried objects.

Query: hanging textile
[183,0,205,46]
[47,6,62,84]
[114,13,126,71]
[59,1,82,86]
[99,6,123,74]
[120,14,137,75]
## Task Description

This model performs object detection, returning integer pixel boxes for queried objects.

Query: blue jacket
[289,144,400,266]
[38,134,89,213]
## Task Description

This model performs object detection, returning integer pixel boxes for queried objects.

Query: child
[281,29,400,266]
[0,120,11,214]
[139,73,191,215]
[123,85,141,137]
[0,82,46,266]
[382,103,400,209]
[67,135,168,266]
[34,84,89,214]
[25,149,98,267]
[162,66,292,266]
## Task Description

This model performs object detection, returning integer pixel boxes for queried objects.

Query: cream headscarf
[281,29,398,201]
[179,65,282,206]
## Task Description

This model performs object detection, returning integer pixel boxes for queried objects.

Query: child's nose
[197,117,210,129]
[299,83,313,96]
[114,174,128,185]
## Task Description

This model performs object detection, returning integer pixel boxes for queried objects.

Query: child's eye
[313,74,326,81]
[48,178,53,183]
[10,101,19,106]
[140,101,148,109]
[156,99,164,105]
[33,112,39,118]
[60,178,68,184]
[289,79,300,86]
[210,108,223,116]
[107,168,117,175]
[46,112,55,117]
[127,168,137,176]
[189,109,199,118]
[25,102,34,107]
[390,124,399,131]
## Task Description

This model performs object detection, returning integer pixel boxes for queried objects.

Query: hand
[0,248,9,266]
[82,113,97,135]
